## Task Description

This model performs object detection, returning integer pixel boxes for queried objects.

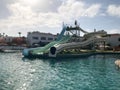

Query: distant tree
[12,37,27,45]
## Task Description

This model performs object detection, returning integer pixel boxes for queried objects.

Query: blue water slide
[57,25,67,41]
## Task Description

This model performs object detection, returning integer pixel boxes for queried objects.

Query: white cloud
[82,4,101,17]
[107,5,120,17]
[58,0,101,19]
[108,29,120,34]
[0,0,101,36]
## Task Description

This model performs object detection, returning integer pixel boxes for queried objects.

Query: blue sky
[0,0,120,36]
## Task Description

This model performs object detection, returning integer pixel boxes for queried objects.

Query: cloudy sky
[0,0,120,36]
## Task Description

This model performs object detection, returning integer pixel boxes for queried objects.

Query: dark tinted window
[41,37,46,40]
[32,37,38,40]
[48,38,53,40]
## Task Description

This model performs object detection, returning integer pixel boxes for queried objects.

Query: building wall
[4,36,14,43]
[105,34,120,47]
[27,31,57,47]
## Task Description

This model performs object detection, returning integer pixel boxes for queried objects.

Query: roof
[108,34,120,36]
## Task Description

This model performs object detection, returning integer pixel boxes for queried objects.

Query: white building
[27,31,58,47]
[26,30,120,48]
[84,30,120,47]
[105,34,120,47]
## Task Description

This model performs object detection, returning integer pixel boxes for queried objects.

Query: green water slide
[30,35,71,55]
[22,25,71,57]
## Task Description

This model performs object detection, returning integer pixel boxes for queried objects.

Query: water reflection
[1,53,120,90]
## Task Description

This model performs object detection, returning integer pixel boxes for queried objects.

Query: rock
[115,60,120,69]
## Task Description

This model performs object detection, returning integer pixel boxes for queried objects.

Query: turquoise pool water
[0,52,120,90]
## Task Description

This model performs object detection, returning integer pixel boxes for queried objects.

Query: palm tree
[18,32,21,37]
